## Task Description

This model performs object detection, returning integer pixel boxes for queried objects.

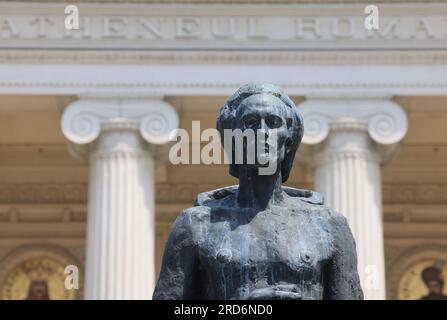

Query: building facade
[0,0,446,300]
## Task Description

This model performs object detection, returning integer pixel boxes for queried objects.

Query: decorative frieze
[0,183,87,204]
[1,182,447,205]
[383,184,447,204]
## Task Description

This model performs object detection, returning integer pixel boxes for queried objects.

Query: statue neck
[236,166,284,210]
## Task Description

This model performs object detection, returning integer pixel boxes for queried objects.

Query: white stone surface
[299,97,408,300]
[3,64,447,96]
[61,96,178,299]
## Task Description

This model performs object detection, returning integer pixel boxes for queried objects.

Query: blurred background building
[0,0,446,300]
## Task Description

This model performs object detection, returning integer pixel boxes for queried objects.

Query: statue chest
[193,209,334,298]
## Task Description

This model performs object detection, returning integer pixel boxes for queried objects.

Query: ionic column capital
[61,94,179,159]
[299,97,408,146]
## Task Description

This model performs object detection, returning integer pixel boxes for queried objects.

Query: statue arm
[152,210,200,300]
[324,213,364,300]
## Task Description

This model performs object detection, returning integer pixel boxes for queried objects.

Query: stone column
[299,97,408,300]
[61,95,178,299]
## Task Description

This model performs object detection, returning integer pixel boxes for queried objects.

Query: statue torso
[185,187,337,300]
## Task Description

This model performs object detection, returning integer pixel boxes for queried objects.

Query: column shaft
[85,128,155,299]
[315,130,385,300]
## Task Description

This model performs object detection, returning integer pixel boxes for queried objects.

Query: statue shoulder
[326,209,350,228]
[282,186,325,206]
[325,209,357,249]
[194,185,238,207]
[167,206,211,245]
[173,206,211,229]
[194,185,325,207]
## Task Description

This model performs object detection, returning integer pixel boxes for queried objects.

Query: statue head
[217,82,304,182]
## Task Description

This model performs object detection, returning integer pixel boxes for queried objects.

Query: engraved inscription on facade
[0,13,446,49]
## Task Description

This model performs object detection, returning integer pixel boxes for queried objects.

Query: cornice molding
[3,51,447,65]
[1,1,441,3]
[1,61,447,96]
[5,81,447,89]
[3,79,447,96]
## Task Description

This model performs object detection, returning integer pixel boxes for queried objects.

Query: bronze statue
[153,83,363,300]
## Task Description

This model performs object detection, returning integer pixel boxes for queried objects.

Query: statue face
[234,93,291,171]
